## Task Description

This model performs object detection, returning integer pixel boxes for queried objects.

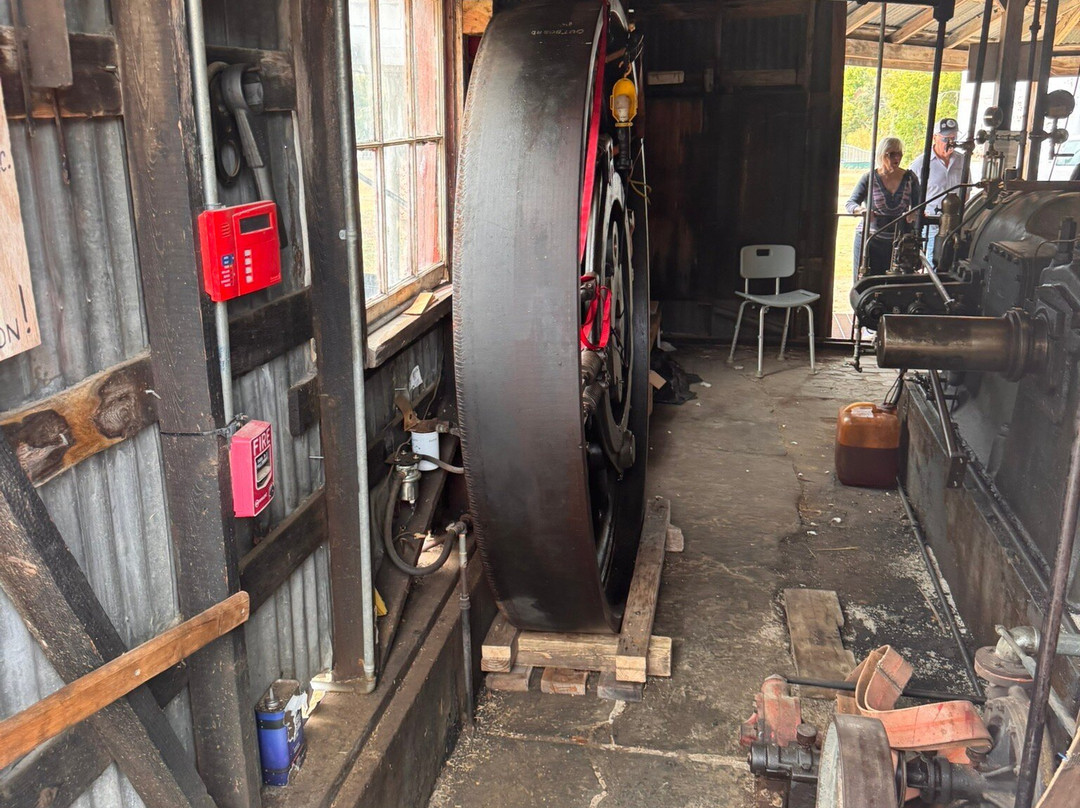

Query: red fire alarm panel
[198,201,282,301]
[231,420,275,518]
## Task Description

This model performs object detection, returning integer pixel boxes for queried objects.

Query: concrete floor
[428,345,976,808]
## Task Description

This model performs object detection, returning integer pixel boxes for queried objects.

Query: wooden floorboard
[783,588,856,697]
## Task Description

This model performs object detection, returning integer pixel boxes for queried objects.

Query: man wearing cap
[909,118,963,260]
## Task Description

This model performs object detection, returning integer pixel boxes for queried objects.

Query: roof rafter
[847,3,883,35]
[891,6,937,44]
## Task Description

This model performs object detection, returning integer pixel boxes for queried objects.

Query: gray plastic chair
[727,245,819,378]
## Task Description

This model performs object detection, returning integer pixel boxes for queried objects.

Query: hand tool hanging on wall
[209,62,289,246]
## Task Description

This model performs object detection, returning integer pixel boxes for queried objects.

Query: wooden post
[0,435,214,808]
[112,0,261,804]
[292,0,373,682]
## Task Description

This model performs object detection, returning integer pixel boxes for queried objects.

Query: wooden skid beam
[597,670,643,702]
[0,435,214,807]
[1,352,156,486]
[616,497,671,683]
[539,668,588,696]
[0,593,250,771]
[481,613,521,674]
[486,665,533,693]
[113,0,260,801]
[0,27,121,119]
[484,632,673,678]
[240,489,327,614]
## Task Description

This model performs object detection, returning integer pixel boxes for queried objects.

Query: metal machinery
[452,0,650,633]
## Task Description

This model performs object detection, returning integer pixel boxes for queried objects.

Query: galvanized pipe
[1026,0,1061,178]
[333,0,378,688]
[184,0,233,422]
[877,311,1048,381]
[1017,0,1044,173]
[1015,400,1080,807]
[458,525,474,730]
[961,0,996,202]
[917,252,958,310]
[917,10,950,243]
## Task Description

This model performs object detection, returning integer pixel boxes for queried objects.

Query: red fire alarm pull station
[198,201,282,301]
[231,420,275,518]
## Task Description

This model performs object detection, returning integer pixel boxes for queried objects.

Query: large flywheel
[453,0,650,633]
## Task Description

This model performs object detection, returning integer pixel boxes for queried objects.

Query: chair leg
[728,300,749,363]
[757,305,768,378]
[805,305,816,373]
[779,308,792,360]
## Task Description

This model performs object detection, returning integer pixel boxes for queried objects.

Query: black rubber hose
[382,474,456,576]
[413,453,465,474]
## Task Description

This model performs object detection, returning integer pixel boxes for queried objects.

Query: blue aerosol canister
[255,679,307,786]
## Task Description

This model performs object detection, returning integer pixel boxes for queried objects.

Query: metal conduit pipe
[961,0,996,206]
[1017,0,1044,173]
[917,7,951,243]
[332,0,378,689]
[185,0,234,422]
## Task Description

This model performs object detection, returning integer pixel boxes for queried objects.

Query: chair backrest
[740,244,796,294]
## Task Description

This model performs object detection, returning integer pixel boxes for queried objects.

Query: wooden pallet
[482,497,681,700]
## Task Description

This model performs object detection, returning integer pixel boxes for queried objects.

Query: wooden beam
[287,373,319,436]
[0,435,214,807]
[891,7,937,44]
[293,0,373,682]
[0,593,250,771]
[846,3,883,35]
[228,287,312,377]
[0,655,190,808]
[203,45,296,111]
[112,0,261,803]
[719,68,801,87]
[512,633,673,677]
[615,497,670,683]
[240,488,327,614]
[462,0,492,36]
[0,27,122,119]
[1,353,156,486]
[846,37,969,70]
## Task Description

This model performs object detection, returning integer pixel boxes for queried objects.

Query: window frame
[350,0,450,326]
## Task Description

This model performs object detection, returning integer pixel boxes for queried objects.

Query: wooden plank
[364,283,452,369]
[597,670,643,703]
[845,38,969,71]
[0,435,214,807]
[890,7,936,45]
[21,0,72,88]
[376,435,460,667]
[0,353,156,486]
[486,665,533,693]
[113,0,261,802]
[846,3,882,35]
[540,668,588,696]
[783,588,856,698]
[666,525,685,553]
[204,45,296,111]
[228,287,312,377]
[0,658,190,808]
[510,633,673,677]
[287,373,319,436]
[481,613,521,673]
[616,497,671,683]
[0,593,250,770]
[0,28,122,119]
[240,488,327,613]
[293,0,371,681]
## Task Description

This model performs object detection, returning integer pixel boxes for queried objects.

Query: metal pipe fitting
[877,310,1049,381]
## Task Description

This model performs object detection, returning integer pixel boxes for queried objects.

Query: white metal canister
[411,430,439,471]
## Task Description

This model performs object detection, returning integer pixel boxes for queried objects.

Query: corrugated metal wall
[0,0,448,803]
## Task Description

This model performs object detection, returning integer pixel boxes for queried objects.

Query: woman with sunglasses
[845,136,921,277]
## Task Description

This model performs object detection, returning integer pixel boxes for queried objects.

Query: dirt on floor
[428,345,977,808]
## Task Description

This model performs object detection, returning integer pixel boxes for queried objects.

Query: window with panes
[349,0,446,321]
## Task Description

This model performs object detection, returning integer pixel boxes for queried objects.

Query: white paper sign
[0,81,40,362]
